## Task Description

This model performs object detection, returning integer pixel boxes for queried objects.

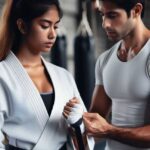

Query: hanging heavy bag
[50,29,67,69]
[74,8,95,110]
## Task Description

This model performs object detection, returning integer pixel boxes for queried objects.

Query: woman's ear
[16,18,27,34]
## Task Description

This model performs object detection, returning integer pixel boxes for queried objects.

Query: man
[83,0,150,149]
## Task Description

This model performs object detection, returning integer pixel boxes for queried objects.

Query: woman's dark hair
[100,0,145,18]
[0,0,63,60]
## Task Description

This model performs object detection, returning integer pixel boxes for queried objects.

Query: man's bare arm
[89,85,112,118]
[83,112,150,148]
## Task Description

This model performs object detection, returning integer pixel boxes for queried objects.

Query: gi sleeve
[0,84,7,150]
[0,113,5,150]
[66,71,87,111]
[65,71,95,150]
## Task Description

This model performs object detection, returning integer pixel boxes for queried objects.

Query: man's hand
[83,112,113,138]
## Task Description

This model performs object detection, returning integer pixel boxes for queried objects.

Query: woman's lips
[45,42,54,48]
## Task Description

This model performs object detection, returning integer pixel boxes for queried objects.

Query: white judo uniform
[0,51,86,150]
[95,39,150,150]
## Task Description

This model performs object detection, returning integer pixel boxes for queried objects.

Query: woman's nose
[48,27,57,39]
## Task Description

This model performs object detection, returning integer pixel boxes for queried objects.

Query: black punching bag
[74,7,95,109]
[50,29,67,69]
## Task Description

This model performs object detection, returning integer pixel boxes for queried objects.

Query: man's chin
[108,36,120,42]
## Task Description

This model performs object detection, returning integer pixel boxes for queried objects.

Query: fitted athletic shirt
[95,39,150,150]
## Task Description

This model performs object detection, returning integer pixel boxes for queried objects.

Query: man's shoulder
[97,41,121,62]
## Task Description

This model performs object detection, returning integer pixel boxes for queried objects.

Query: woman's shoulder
[0,60,7,75]
[0,61,10,85]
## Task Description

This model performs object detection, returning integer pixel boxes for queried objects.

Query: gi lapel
[32,58,68,150]
[4,52,49,133]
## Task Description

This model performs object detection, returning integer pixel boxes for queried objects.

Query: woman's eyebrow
[40,19,60,24]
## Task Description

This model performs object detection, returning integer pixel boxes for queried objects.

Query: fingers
[63,97,84,125]
[83,116,94,136]
[63,111,68,119]
[63,105,71,119]
[64,105,71,112]
[83,116,92,125]
[83,113,94,129]
[83,113,100,133]
[65,97,80,108]
[83,112,100,120]
[83,114,100,137]
[63,97,81,119]
[69,97,80,104]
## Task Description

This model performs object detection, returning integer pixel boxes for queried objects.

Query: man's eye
[107,13,118,19]
[109,15,117,19]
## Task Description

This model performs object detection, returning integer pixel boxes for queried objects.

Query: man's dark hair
[100,0,145,18]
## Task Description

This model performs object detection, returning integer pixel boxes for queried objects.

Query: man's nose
[102,17,111,30]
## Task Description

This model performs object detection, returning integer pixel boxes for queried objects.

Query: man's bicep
[89,85,112,117]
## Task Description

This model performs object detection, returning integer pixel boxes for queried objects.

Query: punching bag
[74,4,95,109]
[50,29,67,69]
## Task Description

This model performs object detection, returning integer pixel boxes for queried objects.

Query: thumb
[83,112,98,120]
[83,116,91,124]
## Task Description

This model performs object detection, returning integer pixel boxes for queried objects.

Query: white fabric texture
[66,103,85,133]
[67,103,84,125]
[95,39,150,150]
[0,51,86,150]
[66,102,95,149]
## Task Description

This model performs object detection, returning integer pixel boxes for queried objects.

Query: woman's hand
[63,98,79,119]
[63,98,84,125]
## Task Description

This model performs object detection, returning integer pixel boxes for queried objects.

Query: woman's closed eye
[41,23,50,29]
[41,24,59,30]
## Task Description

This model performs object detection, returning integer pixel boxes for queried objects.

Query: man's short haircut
[100,0,145,18]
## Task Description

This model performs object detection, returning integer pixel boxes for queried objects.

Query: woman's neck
[16,44,42,67]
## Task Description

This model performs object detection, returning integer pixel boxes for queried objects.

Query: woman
[0,0,87,149]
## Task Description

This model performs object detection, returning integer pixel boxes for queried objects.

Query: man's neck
[118,21,150,62]
[122,21,150,52]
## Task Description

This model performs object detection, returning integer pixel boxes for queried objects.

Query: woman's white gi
[0,51,87,150]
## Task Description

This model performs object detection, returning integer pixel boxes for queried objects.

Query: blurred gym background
[0,0,149,149]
